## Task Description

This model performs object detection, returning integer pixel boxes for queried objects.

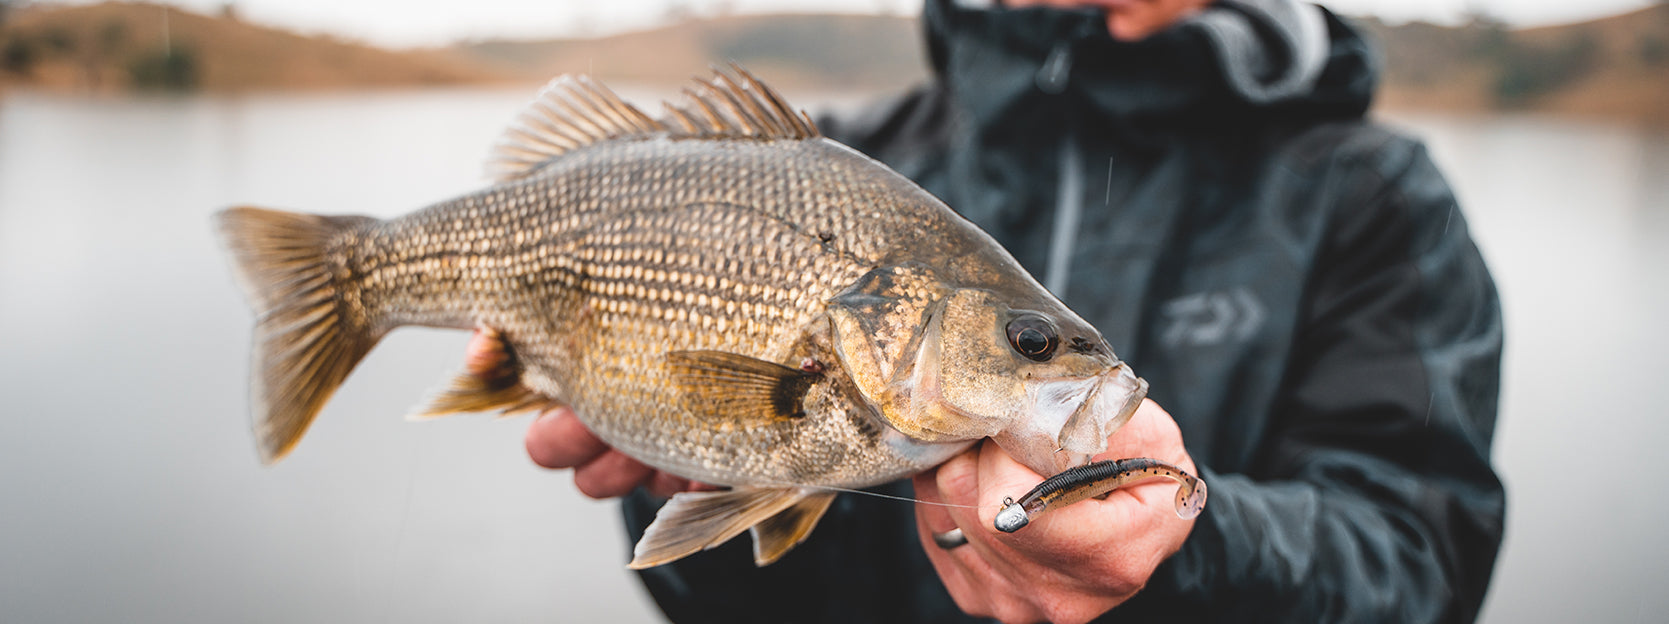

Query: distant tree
[1461,6,1507,30]
[129,43,199,90]
[42,27,74,54]
[1494,33,1599,106]
[1464,8,1511,60]
[2,35,38,75]
[1640,35,1668,67]
[99,18,128,55]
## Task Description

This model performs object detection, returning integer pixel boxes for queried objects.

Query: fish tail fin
[214,206,381,464]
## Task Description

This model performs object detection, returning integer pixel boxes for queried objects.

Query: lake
[0,86,1664,623]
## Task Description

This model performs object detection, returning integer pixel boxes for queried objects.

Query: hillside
[1,1,1663,123]
[1362,4,1669,121]
[0,2,509,92]
[454,13,927,92]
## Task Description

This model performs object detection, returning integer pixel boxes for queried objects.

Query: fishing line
[765,483,1001,510]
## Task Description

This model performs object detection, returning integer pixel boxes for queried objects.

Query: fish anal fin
[408,372,556,420]
[750,490,836,566]
[628,488,813,569]
[409,325,560,420]
[666,350,819,427]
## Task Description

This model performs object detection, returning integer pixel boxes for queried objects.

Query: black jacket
[623,1,1505,622]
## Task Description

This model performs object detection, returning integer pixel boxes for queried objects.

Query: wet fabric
[622,0,1505,621]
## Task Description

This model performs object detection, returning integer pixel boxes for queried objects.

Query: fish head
[832,283,1146,477]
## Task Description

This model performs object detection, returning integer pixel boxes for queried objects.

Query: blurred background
[1,0,1665,622]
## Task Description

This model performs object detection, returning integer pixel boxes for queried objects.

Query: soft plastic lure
[994,457,1208,532]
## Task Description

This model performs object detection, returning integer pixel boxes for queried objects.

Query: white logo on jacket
[1160,288,1265,348]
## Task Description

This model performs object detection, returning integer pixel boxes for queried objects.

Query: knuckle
[989,600,1039,624]
[573,473,624,499]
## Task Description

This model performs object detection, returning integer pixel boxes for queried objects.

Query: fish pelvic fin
[214,206,380,464]
[749,490,837,566]
[409,325,560,420]
[628,487,820,569]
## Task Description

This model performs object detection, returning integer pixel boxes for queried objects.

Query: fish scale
[215,67,1157,568]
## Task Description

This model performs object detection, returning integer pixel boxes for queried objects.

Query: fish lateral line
[993,457,1208,533]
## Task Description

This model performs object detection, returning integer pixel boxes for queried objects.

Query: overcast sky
[61,0,1660,48]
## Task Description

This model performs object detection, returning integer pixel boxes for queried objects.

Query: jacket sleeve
[1121,134,1505,623]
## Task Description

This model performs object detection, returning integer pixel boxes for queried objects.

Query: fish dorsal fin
[486,75,666,181]
[661,64,821,141]
[487,66,819,182]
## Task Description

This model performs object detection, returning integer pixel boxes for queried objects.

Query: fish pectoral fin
[629,487,815,569]
[666,350,820,425]
[408,326,559,420]
[749,490,837,566]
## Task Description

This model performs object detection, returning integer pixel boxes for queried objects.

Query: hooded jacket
[622,1,1505,622]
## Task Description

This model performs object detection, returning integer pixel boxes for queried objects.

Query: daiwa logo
[1160,288,1265,348]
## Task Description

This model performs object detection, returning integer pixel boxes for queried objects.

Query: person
[491,0,1507,621]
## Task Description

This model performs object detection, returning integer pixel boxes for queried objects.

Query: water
[0,87,668,623]
[0,89,1664,623]
[1397,112,1669,623]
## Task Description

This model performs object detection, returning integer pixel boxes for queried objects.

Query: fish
[214,66,1149,569]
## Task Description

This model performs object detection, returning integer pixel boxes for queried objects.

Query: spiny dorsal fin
[486,66,819,182]
[662,64,821,141]
[486,75,666,182]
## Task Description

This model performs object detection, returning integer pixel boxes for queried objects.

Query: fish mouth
[992,363,1148,476]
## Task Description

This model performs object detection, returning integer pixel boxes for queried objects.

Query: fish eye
[1006,316,1058,362]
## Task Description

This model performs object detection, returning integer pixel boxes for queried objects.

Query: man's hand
[524,406,708,498]
[912,399,1197,624]
[464,328,704,499]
